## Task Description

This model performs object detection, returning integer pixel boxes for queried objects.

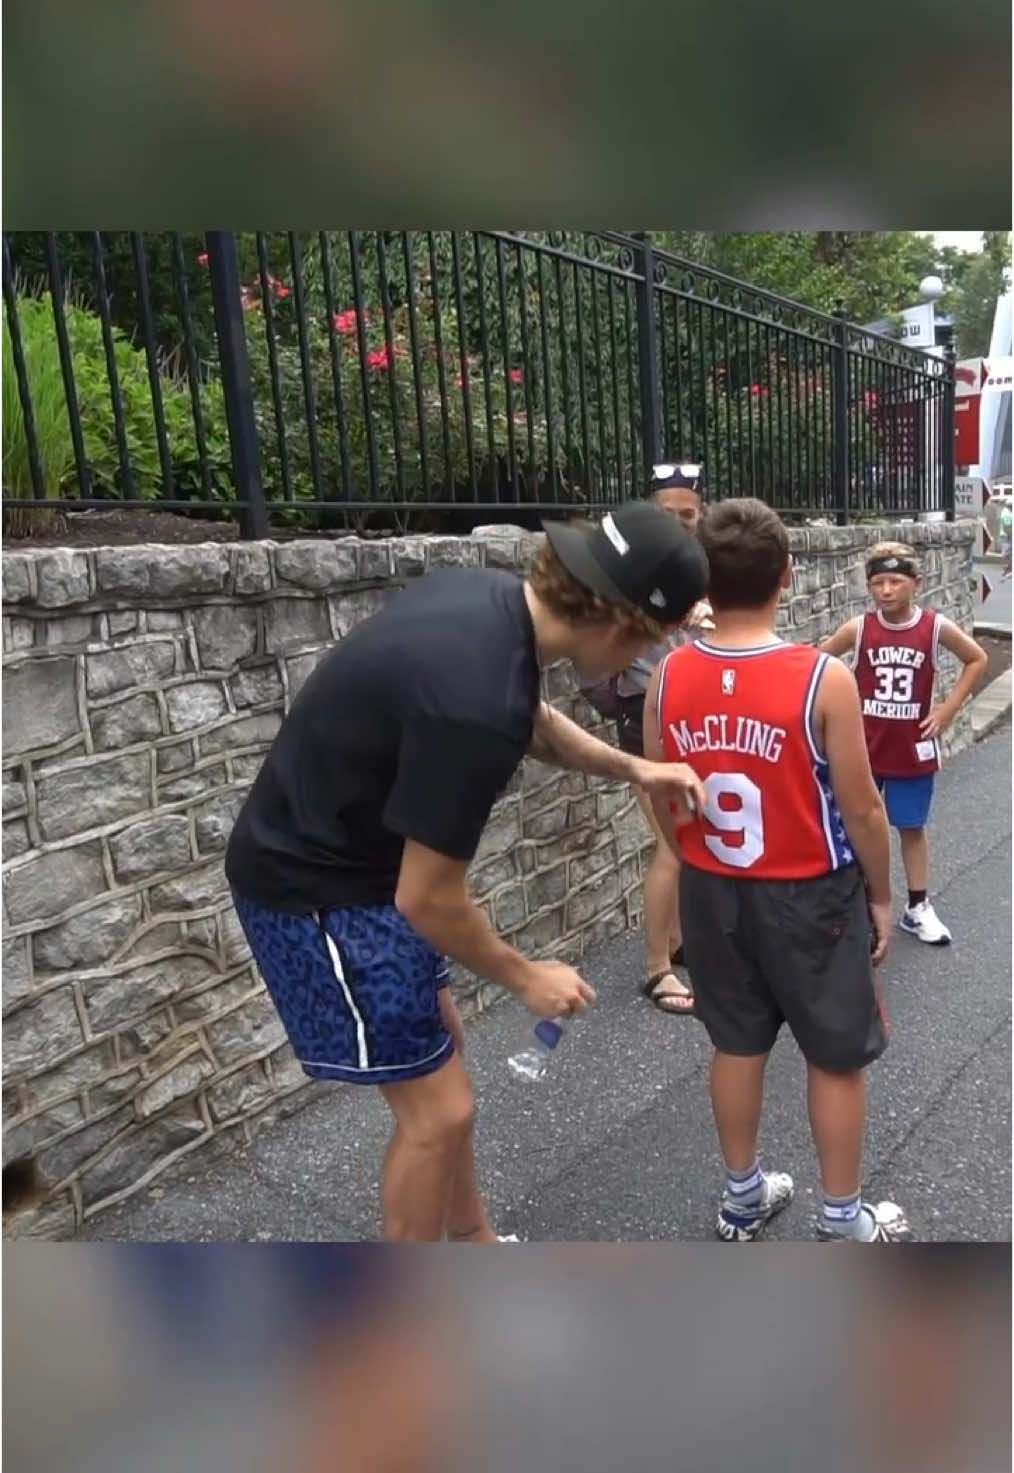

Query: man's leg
[767,868,910,1240]
[379,1053,476,1242]
[445,1139,498,1243]
[807,1063,908,1239]
[883,779,949,943]
[711,1051,768,1171]
[710,1050,792,1239]
[898,825,929,896]
[898,821,951,941]
[679,865,792,1241]
[890,777,951,943]
[436,988,497,1243]
[807,1062,867,1199]
[634,788,691,1011]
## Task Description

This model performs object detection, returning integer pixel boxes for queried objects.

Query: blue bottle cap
[534,1019,563,1050]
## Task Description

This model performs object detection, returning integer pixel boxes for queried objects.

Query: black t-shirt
[225,568,540,911]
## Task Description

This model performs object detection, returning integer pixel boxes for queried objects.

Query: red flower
[509,368,523,384]
[196,252,209,266]
[366,341,406,369]
[749,383,769,397]
[267,275,291,299]
[334,309,360,335]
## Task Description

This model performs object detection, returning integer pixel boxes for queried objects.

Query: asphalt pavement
[78,722,1012,1244]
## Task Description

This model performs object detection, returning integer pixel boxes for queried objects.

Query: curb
[973,621,1012,639]
[970,668,1012,742]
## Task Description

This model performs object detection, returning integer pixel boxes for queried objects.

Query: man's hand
[632,758,707,820]
[514,960,597,1018]
[920,702,956,739]
[868,899,892,967]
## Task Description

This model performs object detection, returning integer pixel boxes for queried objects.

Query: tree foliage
[936,231,1011,357]
[654,231,946,323]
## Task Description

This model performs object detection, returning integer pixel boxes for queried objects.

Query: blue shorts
[876,774,935,830]
[232,895,453,1086]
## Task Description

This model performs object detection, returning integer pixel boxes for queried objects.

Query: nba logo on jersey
[721,669,736,696]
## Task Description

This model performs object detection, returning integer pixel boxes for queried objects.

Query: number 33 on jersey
[657,640,854,879]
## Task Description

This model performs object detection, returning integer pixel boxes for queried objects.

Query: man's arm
[528,699,706,811]
[816,658,892,962]
[384,717,596,1017]
[819,616,861,660]
[921,620,988,738]
[395,842,535,994]
[528,700,638,780]
[394,841,595,1017]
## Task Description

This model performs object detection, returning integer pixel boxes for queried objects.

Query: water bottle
[507,1017,567,1081]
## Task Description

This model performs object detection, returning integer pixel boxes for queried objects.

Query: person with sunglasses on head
[579,463,712,1017]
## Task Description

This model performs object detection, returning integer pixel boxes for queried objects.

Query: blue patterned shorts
[232,894,454,1086]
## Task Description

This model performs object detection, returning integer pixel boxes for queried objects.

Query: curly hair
[528,540,665,640]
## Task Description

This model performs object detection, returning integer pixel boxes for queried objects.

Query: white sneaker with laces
[817,1200,914,1242]
[899,899,952,945]
[716,1170,795,1242]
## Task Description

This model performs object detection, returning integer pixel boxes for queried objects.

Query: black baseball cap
[651,461,703,492]
[541,501,709,625]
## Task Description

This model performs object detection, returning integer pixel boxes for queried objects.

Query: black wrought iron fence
[1,230,956,537]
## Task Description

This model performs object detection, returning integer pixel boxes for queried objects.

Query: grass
[2,293,74,536]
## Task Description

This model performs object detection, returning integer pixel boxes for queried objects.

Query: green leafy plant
[3,290,233,535]
[242,272,561,526]
[2,295,76,534]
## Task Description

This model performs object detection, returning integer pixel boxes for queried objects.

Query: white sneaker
[899,900,952,946]
[716,1170,795,1242]
[817,1200,914,1242]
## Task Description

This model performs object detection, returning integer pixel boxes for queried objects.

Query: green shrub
[2,295,76,527]
[3,292,233,528]
[241,242,588,526]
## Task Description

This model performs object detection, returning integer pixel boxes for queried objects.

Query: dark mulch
[1,505,521,548]
[3,508,246,548]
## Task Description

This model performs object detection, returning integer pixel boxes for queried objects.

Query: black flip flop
[642,970,695,1016]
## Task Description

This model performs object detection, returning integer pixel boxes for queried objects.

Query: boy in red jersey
[644,499,911,1242]
[821,542,986,946]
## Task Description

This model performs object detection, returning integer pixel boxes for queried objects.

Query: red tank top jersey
[852,607,941,778]
[657,639,854,881]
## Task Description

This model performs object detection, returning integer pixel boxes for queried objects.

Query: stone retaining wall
[1,519,976,1236]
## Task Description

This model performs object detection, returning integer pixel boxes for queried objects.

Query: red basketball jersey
[852,608,941,778]
[657,639,854,880]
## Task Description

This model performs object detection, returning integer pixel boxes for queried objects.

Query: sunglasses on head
[652,463,702,489]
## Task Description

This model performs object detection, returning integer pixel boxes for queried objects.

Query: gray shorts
[680,862,889,1072]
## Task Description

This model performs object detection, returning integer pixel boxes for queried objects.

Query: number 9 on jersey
[701,771,765,869]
